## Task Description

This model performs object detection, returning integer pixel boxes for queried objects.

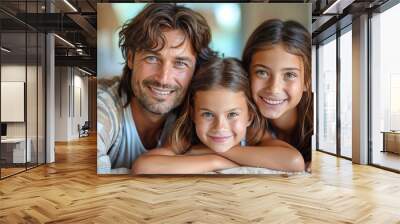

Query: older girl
[242,19,313,170]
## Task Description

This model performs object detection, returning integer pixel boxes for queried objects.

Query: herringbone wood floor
[1,134,400,223]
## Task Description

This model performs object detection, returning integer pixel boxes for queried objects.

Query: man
[97,3,215,174]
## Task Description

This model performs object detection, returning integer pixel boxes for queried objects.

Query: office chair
[78,121,90,138]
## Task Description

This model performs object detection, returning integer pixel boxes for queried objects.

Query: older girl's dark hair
[170,57,265,154]
[118,3,215,106]
[242,19,313,163]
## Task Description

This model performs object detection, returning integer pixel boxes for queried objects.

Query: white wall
[54,67,89,141]
[1,65,26,140]
[55,66,69,141]
[1,65,38,138]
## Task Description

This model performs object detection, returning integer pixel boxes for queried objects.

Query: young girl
[132,57,305,174]
[242,19,313,171]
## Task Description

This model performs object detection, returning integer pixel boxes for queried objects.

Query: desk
[1,138,31,163]
[382,131,400,154]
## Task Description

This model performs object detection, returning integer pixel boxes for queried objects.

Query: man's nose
[154,62,172,84]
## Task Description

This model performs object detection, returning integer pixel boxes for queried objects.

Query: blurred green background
[97,3,311,77]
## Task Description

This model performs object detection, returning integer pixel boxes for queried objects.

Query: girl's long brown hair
[242,19,313,162]
[170,57,265,154]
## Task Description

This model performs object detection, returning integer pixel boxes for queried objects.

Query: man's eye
[227,112,239,119]
[175,60,188,68]
[201,112,214,119]
[255,70,269,79]
[145,56,158,63]
[285,72,298,80]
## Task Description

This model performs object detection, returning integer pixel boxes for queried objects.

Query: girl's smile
[193,88,252,153]
[207,134,233,143]
[250,44,305,120]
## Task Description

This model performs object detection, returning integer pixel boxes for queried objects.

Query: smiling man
[97,4,215,174]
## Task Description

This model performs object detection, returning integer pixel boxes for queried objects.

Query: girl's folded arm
[131,148,238,174]
[218,139,305,172]
[184,144,215,155]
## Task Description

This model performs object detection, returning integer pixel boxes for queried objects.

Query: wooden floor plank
[1,134,400,223]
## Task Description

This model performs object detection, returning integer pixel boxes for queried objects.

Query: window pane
[371,3,400,171]
[318,37,337,154]
[340,29,352,158]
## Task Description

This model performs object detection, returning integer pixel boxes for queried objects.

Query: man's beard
[132,79,184,115]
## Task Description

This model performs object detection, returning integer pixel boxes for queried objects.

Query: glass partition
[339,27,352,158]
[27,31,38,169]
[1,30,28,178]
[38,32,45,165]
[370,3,400,171]
[317,35,337,155]
[0,1,46,179]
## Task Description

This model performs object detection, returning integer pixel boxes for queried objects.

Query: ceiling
[0,0,97,74]
[311,0,390,43]
[0,0,395,75]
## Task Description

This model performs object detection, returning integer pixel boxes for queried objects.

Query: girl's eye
[201,112,214,119]
[255,69,269,79]
[227,112,239,119]
[145,55,158,63]
[285,72,298,80]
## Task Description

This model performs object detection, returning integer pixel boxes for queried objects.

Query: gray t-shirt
[97,77,175,174]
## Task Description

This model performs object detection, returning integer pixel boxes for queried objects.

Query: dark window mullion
[44,0,48,165]
[0,23,2,179]
[367,10,373,165]
[316,44,320,151]
[36,0,39,168]
[337,29,341,157]
[25,0,28,171]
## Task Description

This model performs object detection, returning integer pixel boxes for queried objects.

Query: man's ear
[127,50,134,70]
